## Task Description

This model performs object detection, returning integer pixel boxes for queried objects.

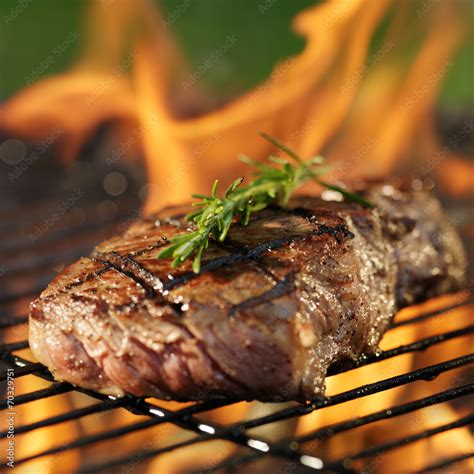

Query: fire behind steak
[29,181,465,401]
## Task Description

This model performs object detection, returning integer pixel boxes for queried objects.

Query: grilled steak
[29,181,465,401]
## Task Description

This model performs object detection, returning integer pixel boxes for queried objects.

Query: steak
[29,181,466,401]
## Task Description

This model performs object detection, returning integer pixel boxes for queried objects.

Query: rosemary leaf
[157,133,373,272]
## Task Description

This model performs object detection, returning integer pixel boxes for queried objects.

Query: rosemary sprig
[158,133,373,273]
[259,133,374,209]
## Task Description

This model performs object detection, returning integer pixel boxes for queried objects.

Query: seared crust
[29,182,465,401]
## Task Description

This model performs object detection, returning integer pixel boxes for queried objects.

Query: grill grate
[0,150,473,473]
[1,295,473,472]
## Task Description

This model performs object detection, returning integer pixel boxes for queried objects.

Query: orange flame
[0,0,469,211]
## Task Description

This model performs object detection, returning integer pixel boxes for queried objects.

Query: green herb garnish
[158,133,373,273]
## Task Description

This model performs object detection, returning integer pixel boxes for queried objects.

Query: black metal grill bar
[0,345,471,471]
[232,355,473,432]
[0,188,136,221]
[0,316,28,329]
[0,340,29,352]
[8,418,164,467]
[68,355,474,473]
[9,397,250,469]
[0,399,125,438]
[6,245,103,278]
[204,384,473,473]
[0,383,72,409]
[0,362,44,381]
[418,452,474,473]
[389,297,473,329]
[0,286,48,304]
[296,383,473,446]
[1,359,276,472]
[122,398,296,467]
[0,208,132,253]
[328,324,474,375]
[79,433,214,474]
[338,413,474,464]
[83,425,352,474]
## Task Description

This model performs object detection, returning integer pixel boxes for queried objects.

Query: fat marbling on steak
[29,181,466,401]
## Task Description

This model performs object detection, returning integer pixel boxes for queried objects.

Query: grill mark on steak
[162,240,286,291]
[93,251,164,293]
[32,266,110,310]
[92,254,158,300]
[216,239,280,284]
[91,252,185,316]
[229,272,297,317]
[163,220,354,292]
[58,266,109,292]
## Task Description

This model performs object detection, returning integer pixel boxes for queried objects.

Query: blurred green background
[0,0,472,107]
